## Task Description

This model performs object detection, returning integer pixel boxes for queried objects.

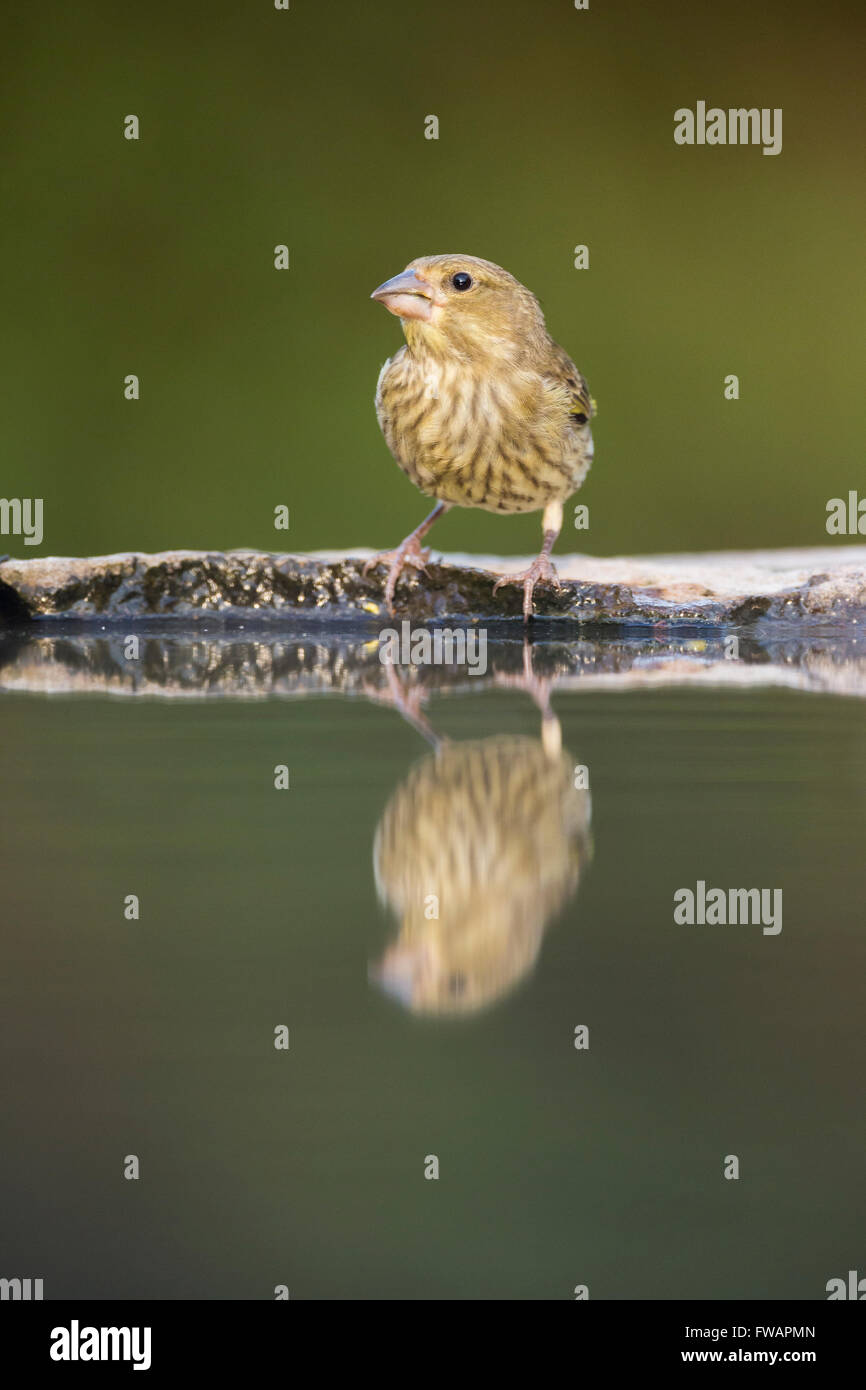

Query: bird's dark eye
[573,412,588,424]
[451,272,473,292]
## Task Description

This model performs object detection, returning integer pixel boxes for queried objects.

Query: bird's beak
[369,942,434,1008]
[370,268,445,322]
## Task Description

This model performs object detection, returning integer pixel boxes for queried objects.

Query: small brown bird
[366,253,595,621]
[371,728,593,1016]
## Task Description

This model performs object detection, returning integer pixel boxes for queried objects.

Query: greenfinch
[371,731,592,1015]
[367,254,595,621]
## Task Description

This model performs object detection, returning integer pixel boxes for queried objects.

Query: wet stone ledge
[0,546,865,628]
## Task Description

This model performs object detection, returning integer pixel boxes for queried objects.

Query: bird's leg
[492,499,564,623]
[363,501,450,615]
[361,663,447,750]
[493,638,560,745]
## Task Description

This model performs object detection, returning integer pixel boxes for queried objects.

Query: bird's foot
[363,535,431,614]
[493,554,561,623]
[361,666,444,747]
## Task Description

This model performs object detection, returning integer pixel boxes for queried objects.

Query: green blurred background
[1,0,863,560]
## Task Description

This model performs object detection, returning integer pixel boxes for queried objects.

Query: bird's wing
[543,343,595,422]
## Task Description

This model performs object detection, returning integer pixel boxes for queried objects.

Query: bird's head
[371,254,548,364]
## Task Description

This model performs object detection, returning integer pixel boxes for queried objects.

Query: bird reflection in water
[369,648,592,1016]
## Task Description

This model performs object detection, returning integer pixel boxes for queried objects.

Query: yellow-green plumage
[368,253,595,620]
[372,733,592,1016]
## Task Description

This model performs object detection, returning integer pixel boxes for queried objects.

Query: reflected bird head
[371,733,592,1017]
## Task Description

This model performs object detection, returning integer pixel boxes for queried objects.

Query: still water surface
[1,634,863,1298]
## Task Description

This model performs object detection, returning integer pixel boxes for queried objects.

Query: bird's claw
[362,544,430,577]
[363,537,431,614]
[493,554,561,623]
